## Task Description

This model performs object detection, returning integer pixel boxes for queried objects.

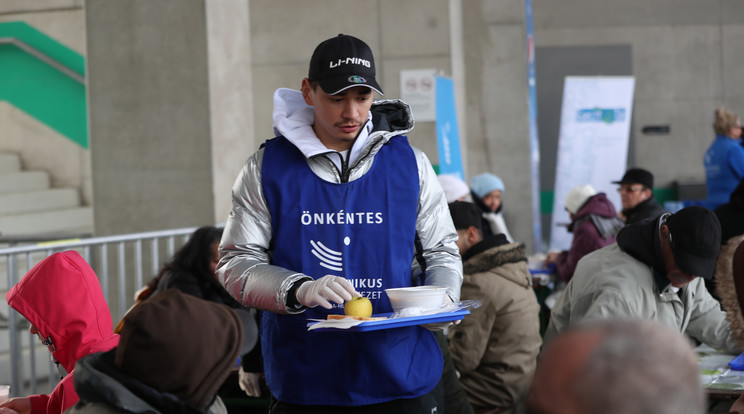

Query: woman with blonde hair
[704,106,744,209]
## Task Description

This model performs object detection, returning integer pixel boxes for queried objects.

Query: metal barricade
[0,226,203,397]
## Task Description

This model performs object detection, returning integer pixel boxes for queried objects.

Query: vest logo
[576,108,626,124]
[348,75,366,84]
[329,57,371,68]
[311,239,344,272]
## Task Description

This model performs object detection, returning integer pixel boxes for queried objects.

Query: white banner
[549,76,635,251]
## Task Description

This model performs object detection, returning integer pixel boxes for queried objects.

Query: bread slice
[327,314,387,322]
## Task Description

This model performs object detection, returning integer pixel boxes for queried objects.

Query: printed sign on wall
[549,76,635,251]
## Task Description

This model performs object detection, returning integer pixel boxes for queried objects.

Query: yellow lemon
[344,296,373,318]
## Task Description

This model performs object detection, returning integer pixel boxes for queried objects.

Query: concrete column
[461,0,536,252]
[86,0,254,235]
[205,0,255,224]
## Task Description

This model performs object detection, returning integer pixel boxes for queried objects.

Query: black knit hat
[448,201,482,231]
[666,206,722,280]
[612,168,654,189]
[308,34,383,96]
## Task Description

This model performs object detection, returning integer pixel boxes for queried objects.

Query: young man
[544,206,740,354]
[447,201,541,412]
[218,34,462,412]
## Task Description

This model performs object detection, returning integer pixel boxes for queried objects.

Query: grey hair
[570,319,704,414]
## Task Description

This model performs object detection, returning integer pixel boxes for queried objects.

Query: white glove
[238,367,263,397]
[296,275,357,309]
[423,293,458,332]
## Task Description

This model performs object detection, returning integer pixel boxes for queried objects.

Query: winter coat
[715,178,744,243]
[5,251,119,414]
[66,351,227,414]
[218,88,462,313]
[621,195,666,225]
[448,238,541,410]
[705,134,744,209]
[544,216,739,354]
[553,193,624,282]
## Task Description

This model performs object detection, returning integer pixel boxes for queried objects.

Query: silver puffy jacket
[218,89,462,314]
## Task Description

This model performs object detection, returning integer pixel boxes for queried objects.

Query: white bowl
[385,286,447,312]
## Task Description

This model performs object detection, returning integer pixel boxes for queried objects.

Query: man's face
[661,226,697,288]
[301,79,373,152]
[617,183,651,211]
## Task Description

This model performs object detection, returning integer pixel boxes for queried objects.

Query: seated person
[447,201,541,412]
[1,251,120,414]
[67,289,258,414]
[611,168,665,224]
[545,184,623,282]
[544,206,740,355]
[469,173,513,242]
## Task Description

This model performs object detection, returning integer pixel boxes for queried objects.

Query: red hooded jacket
[5,251,119,414]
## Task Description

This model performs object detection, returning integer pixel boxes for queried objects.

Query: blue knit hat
[470,173,505,199]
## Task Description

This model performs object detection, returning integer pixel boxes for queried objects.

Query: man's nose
[341,100,361,120]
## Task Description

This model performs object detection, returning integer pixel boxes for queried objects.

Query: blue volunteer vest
[261,135,443,406]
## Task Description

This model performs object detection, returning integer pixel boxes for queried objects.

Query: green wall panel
[0,22,87,148]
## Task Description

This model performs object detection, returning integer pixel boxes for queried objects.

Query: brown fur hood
[463,241,531,288]
[715,234,744,350]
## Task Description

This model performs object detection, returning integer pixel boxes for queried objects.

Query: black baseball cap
[666,206,722,280]
[612,168,654,189]
[448,201,482,231]
[308,34,383,96]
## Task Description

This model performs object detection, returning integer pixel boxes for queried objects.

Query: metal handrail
[0,37,84,83]
[0,225,208,397]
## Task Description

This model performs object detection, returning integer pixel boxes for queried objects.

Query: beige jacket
[448,241,542,409]
[545,243,739,354]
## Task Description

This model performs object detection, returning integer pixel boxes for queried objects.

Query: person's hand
[0,397,31,414]
[238,367,264,398]
[423,294,457,331]
[544,252,559,265]
[296,275,357,309]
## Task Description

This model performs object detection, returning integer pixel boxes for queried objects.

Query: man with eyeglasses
[612,167,665,224]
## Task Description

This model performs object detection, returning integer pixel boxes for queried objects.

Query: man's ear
[466,226,480,244]
[301,78,314,106]
[641,188,653,200]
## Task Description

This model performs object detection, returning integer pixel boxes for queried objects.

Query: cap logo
[329,57,371,69]
[348,75,366,84]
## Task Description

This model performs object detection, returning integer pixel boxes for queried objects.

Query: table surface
[698,344,744,399]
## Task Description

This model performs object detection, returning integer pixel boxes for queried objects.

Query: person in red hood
[0,251,119,414]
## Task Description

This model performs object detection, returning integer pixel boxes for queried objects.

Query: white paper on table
[307,317,366,331]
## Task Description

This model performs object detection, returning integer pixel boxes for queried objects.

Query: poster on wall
[435,76,464,179]
[549,76,635,252]
[400,69,437,122]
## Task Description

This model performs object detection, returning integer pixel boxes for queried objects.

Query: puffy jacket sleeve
[218,149,312,314]
[412,148,463,301]
[686,279,740,354]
